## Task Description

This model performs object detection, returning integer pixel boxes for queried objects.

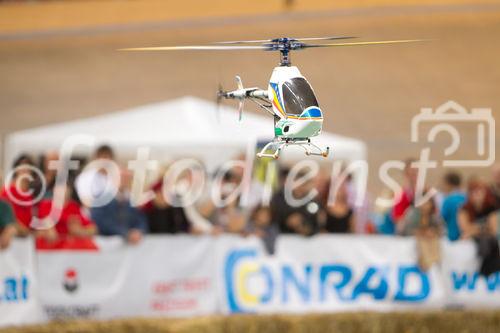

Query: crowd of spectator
[0,146,499,274]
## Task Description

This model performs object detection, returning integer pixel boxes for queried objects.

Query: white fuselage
[267,66,323,140]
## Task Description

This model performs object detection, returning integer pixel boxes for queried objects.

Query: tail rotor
[215,83,226,123]
[216,76,247,122]
[235,76,244,121]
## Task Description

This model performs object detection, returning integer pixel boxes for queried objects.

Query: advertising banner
[0,239,44,326]
[1,235,498,327]
[37,236,217,320]
[220,235,446,313]
[442,240,500,308]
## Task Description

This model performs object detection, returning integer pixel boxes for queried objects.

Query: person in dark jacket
[271,169,320,236]
[320,183,355,234]
[459,177,500,276]
[142,180,190,234]
[91,170,147,244]
[92,199,147,244]
[247,205,278,254]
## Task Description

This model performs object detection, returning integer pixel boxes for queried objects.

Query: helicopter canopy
[282,78,319,116]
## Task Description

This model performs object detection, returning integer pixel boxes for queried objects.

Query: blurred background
[1,1,500,332]
[1,0,499,192]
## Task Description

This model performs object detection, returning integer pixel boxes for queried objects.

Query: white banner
[37,236,218,320]
[0,239,44,326]
[219,235,446,313]
[442,240,500,308]
[1,235,499,326]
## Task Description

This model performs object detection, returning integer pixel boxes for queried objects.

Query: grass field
[2,311,500,333]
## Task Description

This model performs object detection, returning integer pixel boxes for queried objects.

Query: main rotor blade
[214,39,272,44]
[214,36,356,44]
[119,45,268,51]
[303,39,431,48]
[119,39,430,52]
[293,36,357,41]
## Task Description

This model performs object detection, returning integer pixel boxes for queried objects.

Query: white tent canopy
[4,96,366,172]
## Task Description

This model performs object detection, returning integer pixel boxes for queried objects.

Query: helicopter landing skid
[257,139,330,159]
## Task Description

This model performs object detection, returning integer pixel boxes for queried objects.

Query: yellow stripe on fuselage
[272,90,286,118]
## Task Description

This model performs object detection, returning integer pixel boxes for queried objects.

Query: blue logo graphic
[0,275,29,303]
[224,248,430,313]
[451,271,500,292]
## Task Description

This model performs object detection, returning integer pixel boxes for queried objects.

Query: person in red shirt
[0,154,36,236]
[36,181,97,250]
[38,185,97,238]
[392,158,418,223]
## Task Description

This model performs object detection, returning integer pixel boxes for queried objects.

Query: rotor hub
[262,38,307,66]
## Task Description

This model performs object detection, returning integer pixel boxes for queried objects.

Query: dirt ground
[2,311,500,333]
[1,0,499,193]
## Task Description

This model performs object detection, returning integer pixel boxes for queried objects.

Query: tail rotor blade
[216,83,225,103]
[235,75,243,90]
[235,76,244,121]
[238,100,244,122]
[215,83,225,123]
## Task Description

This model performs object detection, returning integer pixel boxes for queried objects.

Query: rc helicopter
[121,36,426,159]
